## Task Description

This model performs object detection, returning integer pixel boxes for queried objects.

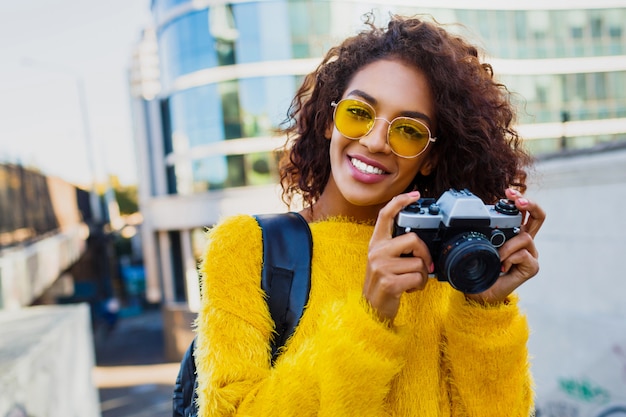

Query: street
[93,308,178,417]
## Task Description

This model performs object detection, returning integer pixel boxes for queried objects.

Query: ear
[419,155,437,176]
[324,122,333,140]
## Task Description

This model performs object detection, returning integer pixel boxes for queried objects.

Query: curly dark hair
[278,14,532,207]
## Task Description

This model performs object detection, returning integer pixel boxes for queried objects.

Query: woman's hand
[363,191,433,324]
[465,188,546,305]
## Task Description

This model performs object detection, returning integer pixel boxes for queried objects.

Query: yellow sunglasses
[331,98,436,158]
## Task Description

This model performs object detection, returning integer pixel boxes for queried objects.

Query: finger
[370,269,429,296]
[364,265,429,321]
[469,248,539,304]
[517,199,545,238]
[367,236,431,282]
[386,253,431,277]
[505,188,546,238]
[500,248,540,283]
[402,271,430,292]
[499,231,539,279]
[371,191,421,243]
[391,231,433,262]
[499,231,537,265]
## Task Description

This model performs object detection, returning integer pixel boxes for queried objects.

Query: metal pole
[21,58,102,222]
[74,76,102,222]
[560,110,570,152]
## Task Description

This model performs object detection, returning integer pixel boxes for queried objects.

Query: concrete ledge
[0,224,88,310]
[0,304,100,417]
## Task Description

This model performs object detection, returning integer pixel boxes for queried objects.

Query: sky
[0,0,153,187]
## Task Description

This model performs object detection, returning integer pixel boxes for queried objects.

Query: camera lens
[439,232,501,294]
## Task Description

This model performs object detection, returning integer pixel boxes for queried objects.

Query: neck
[301,192,384,224]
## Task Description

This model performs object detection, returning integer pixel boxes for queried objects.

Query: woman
[195,14,545,416]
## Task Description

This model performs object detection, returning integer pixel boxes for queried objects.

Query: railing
[0,163,93,310]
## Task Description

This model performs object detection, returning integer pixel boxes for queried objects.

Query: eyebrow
[345,89,434,126]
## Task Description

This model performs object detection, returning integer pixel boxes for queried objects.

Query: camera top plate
[396,189,522,230]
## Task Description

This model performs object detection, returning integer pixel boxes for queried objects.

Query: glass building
[130,0,626,358]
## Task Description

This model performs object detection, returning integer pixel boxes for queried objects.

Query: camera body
[393,189,522,293]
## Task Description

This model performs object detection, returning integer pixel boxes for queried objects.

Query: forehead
[343,59,435,124]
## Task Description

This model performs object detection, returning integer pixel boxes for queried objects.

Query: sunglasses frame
[331,98,437,158]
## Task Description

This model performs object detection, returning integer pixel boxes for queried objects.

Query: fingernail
[408,191,421,198]
[429,263,435,273]
[518,198,528,207]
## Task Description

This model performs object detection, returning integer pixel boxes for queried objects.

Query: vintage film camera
[393,189,522,294]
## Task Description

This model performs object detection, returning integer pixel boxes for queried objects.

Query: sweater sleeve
[195,215,407,417]
[443,290,534,417]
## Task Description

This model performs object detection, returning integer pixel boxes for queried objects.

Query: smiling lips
[350,157,387,175]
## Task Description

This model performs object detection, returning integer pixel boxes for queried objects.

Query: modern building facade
[130,0,626,357]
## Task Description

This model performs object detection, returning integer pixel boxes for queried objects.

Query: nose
[358,118,392,154]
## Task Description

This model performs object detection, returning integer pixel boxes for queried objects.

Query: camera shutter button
[404,203,422,213]
[428,204,440,215]
[495,198,519,215]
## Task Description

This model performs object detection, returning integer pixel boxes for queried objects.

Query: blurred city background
[1,1,625,416]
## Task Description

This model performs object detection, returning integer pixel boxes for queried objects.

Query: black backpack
[172,212,313,417]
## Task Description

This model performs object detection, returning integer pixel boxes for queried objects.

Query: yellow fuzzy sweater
[195,215,533,417]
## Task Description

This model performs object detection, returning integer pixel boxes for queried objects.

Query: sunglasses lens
[335,99,375,138]
[333,99,433,158]
[388,118,431,157]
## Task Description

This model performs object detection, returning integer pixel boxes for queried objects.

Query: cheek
[327,136,345,170]
[329,131,351,155]
[393,161,426,191]
[398,161,422,181]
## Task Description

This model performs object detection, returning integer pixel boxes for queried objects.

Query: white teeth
[350,158,385,175]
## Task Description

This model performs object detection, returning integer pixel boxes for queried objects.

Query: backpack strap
[254,212,312,364]
[173,212,312,417]
[173,337,197,417]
